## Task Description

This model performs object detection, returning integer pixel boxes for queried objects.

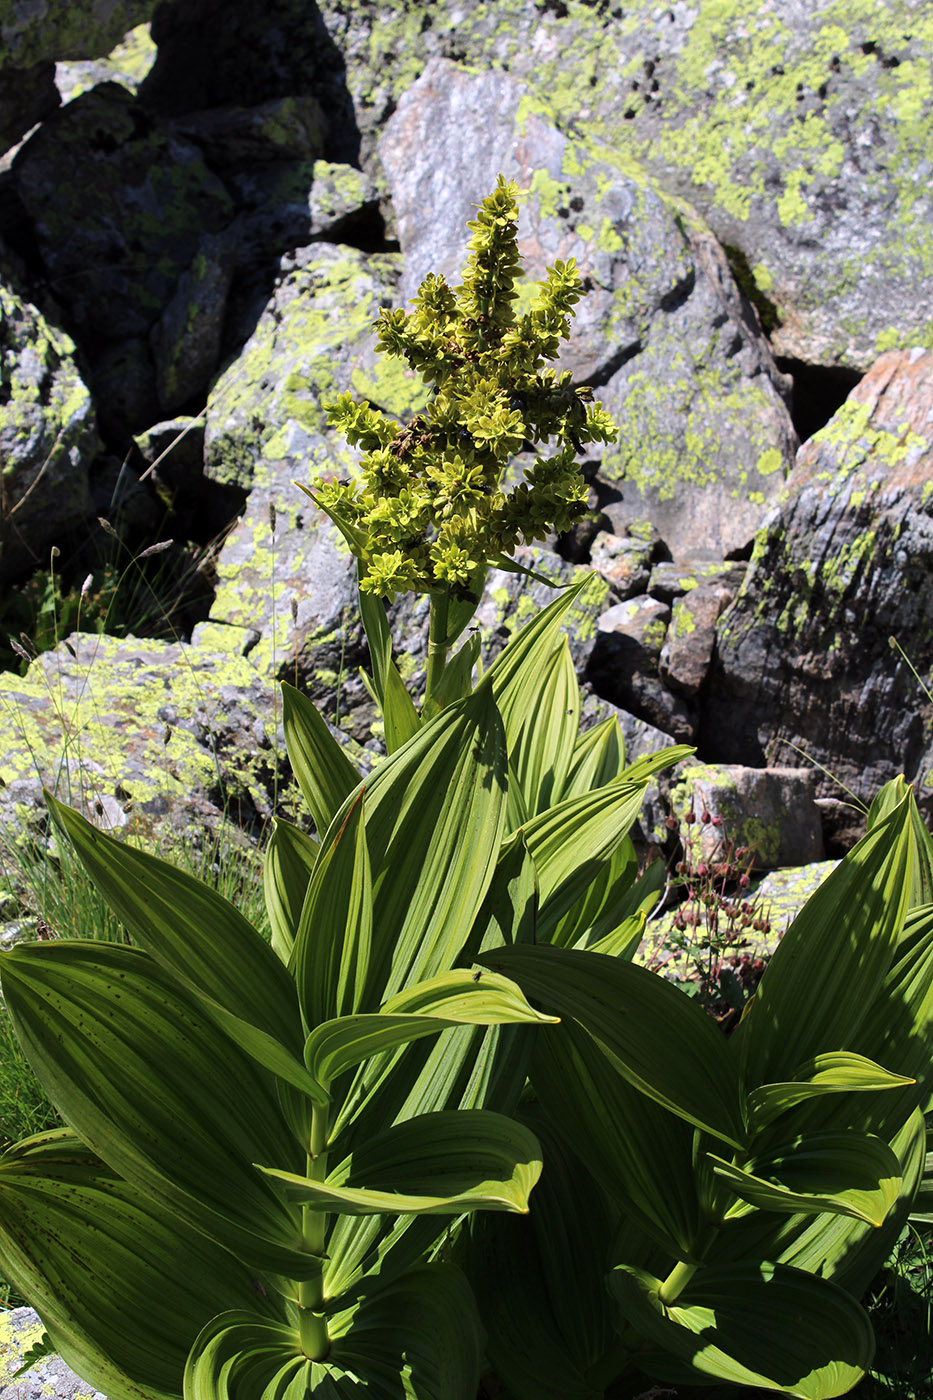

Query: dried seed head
[98,517,119,538]
[138,539,173,559]
[81,573,94,596]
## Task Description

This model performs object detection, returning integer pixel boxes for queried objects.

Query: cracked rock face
[0,282,99,581]
[705,348,933,811]
[380,59,797,558]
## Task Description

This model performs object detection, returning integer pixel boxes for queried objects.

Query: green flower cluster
[313,176,618,598]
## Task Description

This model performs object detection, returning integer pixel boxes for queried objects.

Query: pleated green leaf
[578,911,646,959]
[187,1261,486,1400]
[710,1130,902,1226]
[465,1109,623,1400]
[619,744,695,784]
[486,572,593,753]
[704,1107,928,1303]
[304,971,556,1086]
[46,794,303,1057]
[281,681,361,838]
[328,1263,485,1400]
[462,830,539,960]
[868,774,933,908]
[737,794,914,1091]
[317,681,508,1006]
[263,817,319,964]
[358,584,421,752]
[261,1110,541,1217]
[610,1262,874,1398]
[528,1015,701,1259]
[548,836,639,951]
[0,941,309,1277]
[509,636,579,817]
[0,1129,273,1400]
[291,793,372,1030]
[517,780,649,940]
[746,1052,916,1133]
[560,715,626,802]
[483,944,746,1149]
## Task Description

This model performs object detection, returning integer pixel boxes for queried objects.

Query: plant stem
[425,589,450,711]
[657,1257,699,1304]
[297,1102,330,1360]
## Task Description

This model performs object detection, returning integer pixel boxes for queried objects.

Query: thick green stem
[297,1102,330,1360]
[424,590,450,712]
[657,1257,699,1305]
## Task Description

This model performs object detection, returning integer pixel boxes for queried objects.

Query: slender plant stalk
[424,590,450,712]
[298,1101,330,1359]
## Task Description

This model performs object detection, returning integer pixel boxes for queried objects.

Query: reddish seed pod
[739,873,750,888]
[697,862,709,877]
[675,860,685,874]
[683,809,696,825]
[711,814,723,827]
[666,815,678,830]
[701,809,712,824]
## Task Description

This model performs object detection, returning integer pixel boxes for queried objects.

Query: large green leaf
[464,1109,623,1400]
[0,941,309,1277]
[737,794,913,1091]
[548,836,638,951]
[291,793,373,1030]
[316,681,508,1006]
[261,1109,541,1217]
[560,715,626,801]
[358,584,421,753]
[703,1108,928,1302]
[0,1129,273,1400]
[528,1015,701,1260]
[461,831,539,960]
[328,1263,485,1400]
[868,774,933,908]
[517,780,649,940]
[186,1265,484,1400]
[281,682,362,838]
[610,1262,874,1398]
[709,1130,902,1227]
[263,817,319,964]
[509,636,579,817]
[486,572,593,754]
[746,1051,916,1134]
[46,794,303,1056]
[482,944,746,1149]
[303,970,556,1086]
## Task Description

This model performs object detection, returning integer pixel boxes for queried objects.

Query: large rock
[320,0,933,370]
[0,633,296,843]
[11,82,236,433]
[0,282,99,581]
[705,347,933,811]
[380,59,796,558]
[0,1308,107,1400]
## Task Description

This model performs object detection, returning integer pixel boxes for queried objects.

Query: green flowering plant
[2,176,930,1400]
[307,174,617,718]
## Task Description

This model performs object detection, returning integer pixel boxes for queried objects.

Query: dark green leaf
[46,794,303,1056]
[482,944,746,1149]
[737,795,913,1091]
[610,1261,874,1397]
[0,942,308,1277]
[0,1129,274,1400]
